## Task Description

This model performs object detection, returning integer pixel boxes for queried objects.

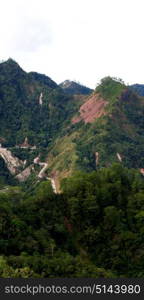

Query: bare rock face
[72,93,108,124]
[39,92,43,105]
[95,152,99,166]
[0,147,23,175]
[117,153,122,162]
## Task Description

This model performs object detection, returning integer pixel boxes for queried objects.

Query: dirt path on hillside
[0,146,57,193]
[33,156,57,193]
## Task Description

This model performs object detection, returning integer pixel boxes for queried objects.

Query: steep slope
[1,62,144,190]
[72,93,108,124]
[0,59,85,187]
[0,59,79,148]
[60,80,93,95]
[48,77,144,187]
[130,84,144,96]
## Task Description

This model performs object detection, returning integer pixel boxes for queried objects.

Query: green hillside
[47,77,144,187]
[1,60,144,278]
[0,59,79,147]
[60,80,93,95]
[0,164,144,277]
[1,61,144,188]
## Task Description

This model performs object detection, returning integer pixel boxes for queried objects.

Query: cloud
[1,0,144,88]
[10,18,53,52]
[0,1,53,55]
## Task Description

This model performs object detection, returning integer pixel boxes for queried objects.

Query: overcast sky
[1,0,144,88]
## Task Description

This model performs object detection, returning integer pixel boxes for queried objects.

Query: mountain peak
[60,80,73,88]
[59,80,93,95]
[0,58,26,82]
[130,84,144,97]
[6,58,19,65]
[95,76,126,102]
[0,58,21,69]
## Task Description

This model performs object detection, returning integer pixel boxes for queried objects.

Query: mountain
[0,59,80,147]
[0,59,87,186]
[1,61,144,278]
[59,80,93,95]
[47,77,144,189]
[1,60,144,190]
[130,83,144,96]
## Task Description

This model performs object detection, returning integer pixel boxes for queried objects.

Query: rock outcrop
[72,93,108,124]
[0,147,23,175]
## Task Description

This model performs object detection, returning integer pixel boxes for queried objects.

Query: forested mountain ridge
[1,60,144,189]
[0,59,85,186]
[60,80,93,95]
[0,59,76,147]
[1,163,144,277]
[130,83,144,97]
[1,60,144,278]
[47,77,144,189]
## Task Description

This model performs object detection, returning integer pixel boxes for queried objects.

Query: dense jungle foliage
[0,59,79,147]
[0,164,144,278]
[1,60,144,278]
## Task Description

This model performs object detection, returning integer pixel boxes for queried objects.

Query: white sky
[1,0,144,88]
